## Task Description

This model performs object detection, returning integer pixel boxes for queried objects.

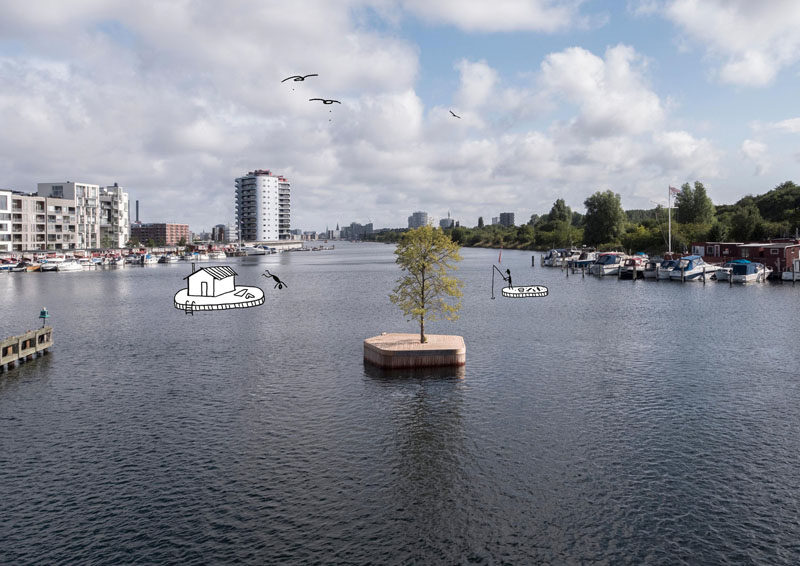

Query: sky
[1,1,799,233]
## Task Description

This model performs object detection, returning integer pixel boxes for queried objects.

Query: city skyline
[2,3,799,231]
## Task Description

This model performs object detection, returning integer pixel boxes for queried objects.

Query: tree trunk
[420,266,426,343]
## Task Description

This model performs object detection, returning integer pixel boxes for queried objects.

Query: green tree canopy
[548,199,572,223]
[583,190,625,246]
[389,226,463,344]
[477,216,484,228]
[730,203,765,241]
[675,181,715,224]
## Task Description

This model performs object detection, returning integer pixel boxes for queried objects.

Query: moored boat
[590,252,627,276]
[57,260,83,272]
[619,253,648,279]
[781,259,800,281]
[668,255,717,281]
[730,261,770,283]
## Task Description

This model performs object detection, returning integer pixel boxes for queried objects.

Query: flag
[498,246,502,263]
[669,186,681,195]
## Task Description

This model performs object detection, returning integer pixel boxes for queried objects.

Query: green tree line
[368,180,800,254]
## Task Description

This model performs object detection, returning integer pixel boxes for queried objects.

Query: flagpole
[668,186,672,255]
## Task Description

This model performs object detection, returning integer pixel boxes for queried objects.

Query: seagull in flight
[449,110,461,119]
[281,74,318,82]
[309,98,341,105]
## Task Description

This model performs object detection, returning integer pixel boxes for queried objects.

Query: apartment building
[131,223,189,246]
[37,182,101,249]
[8,191,78,252]
[235,170,291,242]
[99,184,130,248]
[0,190,11,252]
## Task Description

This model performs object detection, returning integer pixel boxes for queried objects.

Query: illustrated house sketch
[186,266,237,297]
[174,264,265,313]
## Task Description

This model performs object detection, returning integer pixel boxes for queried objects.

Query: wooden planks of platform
[364,333,466,369]
[0,326,53,371]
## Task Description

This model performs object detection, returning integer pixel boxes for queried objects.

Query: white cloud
[399,0,589,32]
[540,45,663,137]
[770,118,800,133]
[663,0,800,86]
[0,4,729,230]
[740,139,769,176]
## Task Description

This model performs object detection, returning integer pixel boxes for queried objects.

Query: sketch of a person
[505,269,512,288]
[263,269,287,289]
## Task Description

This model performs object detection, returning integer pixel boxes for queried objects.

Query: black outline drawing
[174,265,265,313]
[281,74,319,82]
[491,266,548,299]
[450,110,461,119]
[309,98,341,105]
[262,269,288,289]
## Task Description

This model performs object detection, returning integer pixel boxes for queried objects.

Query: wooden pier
[0,326,53,372]
[364,333,466,369]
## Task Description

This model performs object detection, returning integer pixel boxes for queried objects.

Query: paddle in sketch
[491,266,548,299]
[174,265,265,314]
[449,110,461,119]
[281,74,318,82]
[263,269,288,289]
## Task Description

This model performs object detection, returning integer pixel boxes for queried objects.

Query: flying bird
[309,98,341,105]
[281,74,318,82]
[449,110,461,119]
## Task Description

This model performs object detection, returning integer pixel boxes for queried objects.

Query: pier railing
[0,326,53,370]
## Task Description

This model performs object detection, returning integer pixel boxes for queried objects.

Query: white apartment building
[38,182,101,249]
[99,183,130,248]
[235,170,291,242]
[7,191,78,251]
[0,190,11,252]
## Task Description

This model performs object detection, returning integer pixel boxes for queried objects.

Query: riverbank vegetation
[367,180,800,255]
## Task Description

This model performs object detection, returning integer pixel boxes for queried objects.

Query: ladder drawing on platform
[185,300,195,315]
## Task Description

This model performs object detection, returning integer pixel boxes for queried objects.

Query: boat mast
[668,185,672,255]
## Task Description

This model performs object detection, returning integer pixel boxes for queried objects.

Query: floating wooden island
[364,333,466,369]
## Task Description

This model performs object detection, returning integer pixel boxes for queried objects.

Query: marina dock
[0,326,53,372]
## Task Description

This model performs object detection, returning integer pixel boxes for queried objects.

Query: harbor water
[1,243,799,564]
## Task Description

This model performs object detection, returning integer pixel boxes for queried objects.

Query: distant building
[7,191,78,251]
[211,224,226,242]
[131,223,190,246]
[492,217,499,225]
[499,212,515,227]
[408,211,429,228]
[99,183,129,248]
[341,222,373,240]
[235,169,291,242]
[439,211,455,229]
[0,189,10,253]
[226,221,238,243]
[37,181,101,249]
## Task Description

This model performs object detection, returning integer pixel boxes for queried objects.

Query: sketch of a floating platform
[174,265,265,313]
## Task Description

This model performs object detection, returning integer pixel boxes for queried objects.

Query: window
[52,186,64,198]
[0,195,7,210]
[771,249,779,255]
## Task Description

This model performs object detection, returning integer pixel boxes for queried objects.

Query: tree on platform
[390,226,463,344]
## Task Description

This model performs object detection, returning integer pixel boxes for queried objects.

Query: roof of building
[184,266,237,280]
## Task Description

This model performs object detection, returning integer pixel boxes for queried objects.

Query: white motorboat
[729,261,770,283]
[590,252,627,276]
[241,245,266,256]
[619,253,648,279]
[668,255,718,281]
[57,260,84,272]
[656,259,680,280]
[781,259,800,281]
[208,251,227,259]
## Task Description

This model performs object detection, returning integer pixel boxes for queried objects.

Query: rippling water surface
[1,243,800,564]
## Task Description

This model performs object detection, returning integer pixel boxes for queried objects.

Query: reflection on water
[2,243,800,563]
